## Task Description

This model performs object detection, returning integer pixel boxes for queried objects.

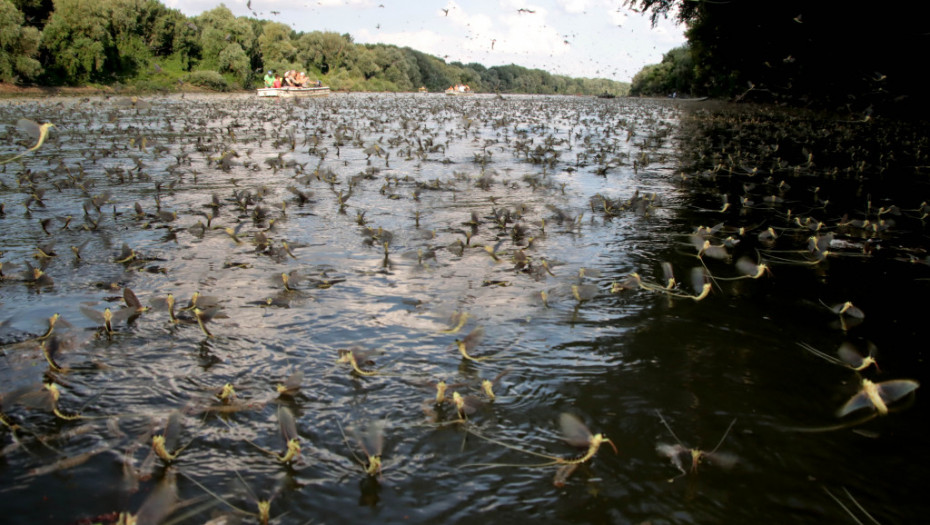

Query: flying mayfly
[1,119,54,164]
[654,410,738,482]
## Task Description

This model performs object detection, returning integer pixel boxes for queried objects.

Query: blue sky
[163,0,687,83]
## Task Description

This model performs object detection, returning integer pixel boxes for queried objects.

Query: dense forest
[0,0,628,95]
[627,0,930,117]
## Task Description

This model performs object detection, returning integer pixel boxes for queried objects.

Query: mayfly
[1,119,54,164]
[838,378,919,417]
[12,381,87,421]
[152,410,190,463]
[183,470,280,525]
[116,468,181,525]
[464,412,617,487]
[655,410,738,482]
[337,347,380,376]
[455,326,494,362]
[337,418,386,478]
[275,371,303,397]
[438,311,470,334]
[246,405,301,465]
[798,341,880,372]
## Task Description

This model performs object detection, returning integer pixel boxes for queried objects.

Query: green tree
[348,44,377,79]
[109,0,166,76]
[403,48,452,91]
[258,21,296,72]
[40,0,111,83]
[195,4,254,70]
[296,31,352,75]
[369,44,411,90]
[150,7,199,70]
[630,45,693,96]
[217,41,248,80]
[0,0,42,82]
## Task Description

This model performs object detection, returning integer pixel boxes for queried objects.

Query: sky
[162,0,687,83]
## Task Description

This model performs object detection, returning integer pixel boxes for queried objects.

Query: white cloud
[607,8,629,27]
[556,0,588,14]
[314,0,374,6]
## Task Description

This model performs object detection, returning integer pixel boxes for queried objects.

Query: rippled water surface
[1,93,928,524]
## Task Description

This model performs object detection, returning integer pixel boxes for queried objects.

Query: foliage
[39,0,113,83]
[185,69,228,90]
[258,21,296,73]
[0,0,42,82]
[297,31,354,76]
[217,42,248,80]
[630,45,693,97]
[195,4,254,70]
[628,0,929,117]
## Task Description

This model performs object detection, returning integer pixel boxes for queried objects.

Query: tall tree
[40,0,111,83]
[195,4,254,70]
[150,7,199,70]
[0,0,42,82]
[296,31,353,75]
[217,41,248,80]
[258,21,297,72]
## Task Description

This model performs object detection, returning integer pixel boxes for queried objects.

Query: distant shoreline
[0,82,225,99]
[0,84,620,99]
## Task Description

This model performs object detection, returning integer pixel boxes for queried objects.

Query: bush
[186,70,230,91]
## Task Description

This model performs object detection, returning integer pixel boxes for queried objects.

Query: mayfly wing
[660,261,675,287]
[837,391,873,417]
[162,410,181,451]
[356,420,385,457]
[134,470,179,525]
[690,266,710,295]
[656,443,688,474]
[124,287,144,309]
[279,370,303,394]
[837,342,878,370]
[277,405,299,444]
[559,413,593,448]
[16,119,41,141]
[705,450,739,470]
[875,379,919,404]
[735,256,762,278]
[462,326,485,352]
[79,305,105,323]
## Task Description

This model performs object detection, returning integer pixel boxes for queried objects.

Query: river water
[0,93,927,524]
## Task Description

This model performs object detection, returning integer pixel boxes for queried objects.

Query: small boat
[445,88,475,96]
[257,86,331,98]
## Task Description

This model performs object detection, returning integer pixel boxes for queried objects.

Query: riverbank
[0,82,222,99]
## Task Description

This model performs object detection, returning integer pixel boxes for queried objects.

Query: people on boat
[284,70,298,87]
[263,70,323,90]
